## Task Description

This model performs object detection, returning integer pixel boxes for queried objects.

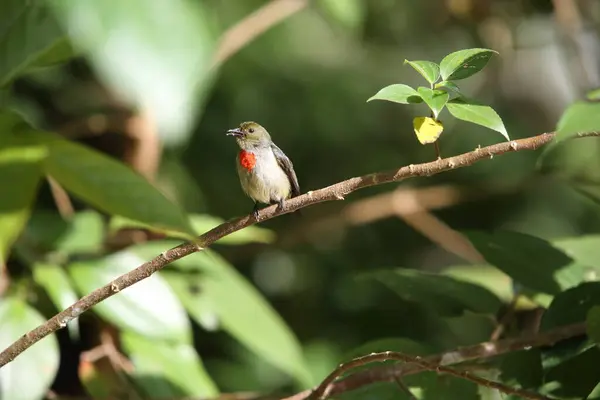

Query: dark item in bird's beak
[226,128,244,137]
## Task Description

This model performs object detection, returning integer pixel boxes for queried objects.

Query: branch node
[447,160,456,168]
[161,250,171,261]
[408,164,415,173]
[488,152,494,159]
[58,316,71,328]
[307,190,314,198]
[335,193,345,200]
[111,282,121,293]
[510,141,519,150]
[70,306,83,318]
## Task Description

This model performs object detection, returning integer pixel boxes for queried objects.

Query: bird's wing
[271,143,301,197]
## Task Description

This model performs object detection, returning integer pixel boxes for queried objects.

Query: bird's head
[226,121,272,150]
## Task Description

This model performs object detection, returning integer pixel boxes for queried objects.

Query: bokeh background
[3,0,600,398]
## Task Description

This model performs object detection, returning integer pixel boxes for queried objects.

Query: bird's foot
[276,199,285,213]
[253,203,261,221]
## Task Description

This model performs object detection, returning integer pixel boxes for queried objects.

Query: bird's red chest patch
[239,150,256,171]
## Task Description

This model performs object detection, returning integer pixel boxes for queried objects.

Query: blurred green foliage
[1,0,600,399]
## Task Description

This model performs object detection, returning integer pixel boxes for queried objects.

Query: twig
[280,183,485,264]
[393,376,417,400]
[490,293,520,341]
[0,131,598,367]
[308,351,551,400]
[281,321,587,400]
[279,184,471,247]
[391,193,484,263]
[47,176,75,219]
[0,260,8,297]
[327,323,585,397]
[211,0,309,68]
[122,110,162,182]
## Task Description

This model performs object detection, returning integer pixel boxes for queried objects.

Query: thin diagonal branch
[283,321,586,400]
[308,351,552,400]
[0,131,598,368]
[211,0,308,68]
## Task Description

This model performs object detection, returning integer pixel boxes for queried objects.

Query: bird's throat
[239,150,257,171]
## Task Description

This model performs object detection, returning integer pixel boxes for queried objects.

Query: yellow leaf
[413,117,444,144]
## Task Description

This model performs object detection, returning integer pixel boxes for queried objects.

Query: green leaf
[364,268,502,316]
[435,80,461,95]
[404,60,440,85]
[0,297,59,400]
[0,126,45,262]
[49,0,216,140]
[442,313,496,347]
[338,382,418,400]
[33,263,80,339]
[422,376,479,400]
[553,235,600,273]
[466,231,592,295]
[500,349,543,389]
[441,265,513,302]
[34,132,195,238]
[163,272,218,332]
[367,84,422,104]
[121,330,218,398]
[539,283,600,371]
[542,283,600,328]
[587,88,600,101]
[555,102,600,143]
[417,87,449,118]
[543,347,600,399]
[165,264,311,386]
[130,241,311,386]
[446,98,509,140]
[587,306,600,346]
[0,0,71,86]
[49,210,104,254]
[320,0,365,31]
[19,210,104,257]
[0,108,29,133]
[109,213,276,245]
[588,380,600,400]
[67,249,192,342]
[439,48,497,81]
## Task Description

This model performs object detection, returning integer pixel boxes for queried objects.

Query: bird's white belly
[237,150,291,204]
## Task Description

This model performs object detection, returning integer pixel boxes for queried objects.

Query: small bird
[226,121,301,220]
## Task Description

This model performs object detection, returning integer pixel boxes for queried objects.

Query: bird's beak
[226,128,244,137]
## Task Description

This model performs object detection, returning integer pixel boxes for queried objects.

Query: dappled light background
[4,0,600,398]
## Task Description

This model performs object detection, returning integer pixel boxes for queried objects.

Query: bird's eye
[248,128,255,133]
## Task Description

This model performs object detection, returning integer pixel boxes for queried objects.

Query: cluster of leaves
[368,48,509,146]
[338,231,600,400]
[346,79,600,398]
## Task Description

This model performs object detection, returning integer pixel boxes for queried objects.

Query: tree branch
[283,321,587,400]
[0,131,598,368]
[211,0,308,68]
[308,351,552,400]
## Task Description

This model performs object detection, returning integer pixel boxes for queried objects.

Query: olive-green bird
[226,121,301,219]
